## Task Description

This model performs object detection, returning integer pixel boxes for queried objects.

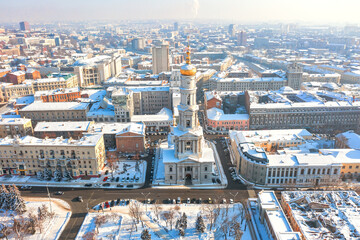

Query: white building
[157,47,215,185]
[152,43,170,74]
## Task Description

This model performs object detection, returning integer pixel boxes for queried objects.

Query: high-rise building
[228,24,236,37]
[238,31,247,46]
[286,62,303,90]
[19,21,30,31]
[131,37,145,50]
[152,43,170,74]
[174,22,179,31]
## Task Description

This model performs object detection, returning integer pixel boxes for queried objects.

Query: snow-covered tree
[135,161,140,172]
[43,168,52,181]
[141,229,151,240]
[196,215,205,233]
[36,171,44,180]
[53,169,62,182]
[10,185,26,213]
[63,167,73,180]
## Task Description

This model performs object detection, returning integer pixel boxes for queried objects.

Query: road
[18,135,251,239]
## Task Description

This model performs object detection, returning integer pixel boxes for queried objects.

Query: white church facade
[159,46,216,185]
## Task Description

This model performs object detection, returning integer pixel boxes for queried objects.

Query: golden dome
[180,41,197,76]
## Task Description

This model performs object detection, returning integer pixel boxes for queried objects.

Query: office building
[152,43,170,74]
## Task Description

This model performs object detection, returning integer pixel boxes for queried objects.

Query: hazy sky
[1,0,360,24]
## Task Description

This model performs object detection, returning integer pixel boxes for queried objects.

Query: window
[169,167,173,172]
[334,169,338,174]
[300,169,304,175]
[170,176,173,180]
[204,175,207,179]
[205,166,208,171]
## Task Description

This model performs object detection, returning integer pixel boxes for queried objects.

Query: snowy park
[0,185,71,240]
[76,200,251,240]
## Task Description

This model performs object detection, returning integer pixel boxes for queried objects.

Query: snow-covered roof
[93,122,145,136]
[336,131,360,149]
[20,102,89,111]
[207,108,249,121]
[34,121,92,132]
[0,117,31,125]
[0,134,102,147]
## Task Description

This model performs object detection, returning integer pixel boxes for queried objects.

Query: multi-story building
[206,108,249,131]
[25,69,41,80]
[19,21,30,31]
[131,108,173,135]
[286,62,303,90]
[33,74,78,92]
[19,102,89,124]
[4,82,34,100]
[335,130,360,149]
[34,88,81,102]
[34,121,94,139]
[0,134,105,178]
[152,43,170,74]
[131,37,146,50]
[302,72,341,83]
[209,76,286,91]
[0,118,33,138]
[73,55,122,87]
[3,71,26,85]
[229,129,342,187]
[112,89,134,123]
[249,101,360,133]
[237,31,247,46]
[130,86,171,115]
[204,91,222,110]
[92,122,145,153]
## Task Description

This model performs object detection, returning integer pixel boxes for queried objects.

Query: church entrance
[185,174,192,185]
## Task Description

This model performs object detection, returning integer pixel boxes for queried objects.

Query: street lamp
[230,192,238,203]
[46,183,53,213]
[141,192,150,215]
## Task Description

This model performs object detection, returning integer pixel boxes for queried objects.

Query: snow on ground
[0,160,146,189]
[77,201,251,240]
[0,197,71,240]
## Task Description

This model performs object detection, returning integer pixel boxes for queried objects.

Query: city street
[15,135,250,240]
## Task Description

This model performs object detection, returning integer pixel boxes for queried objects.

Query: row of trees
[0,204,54,240]
[0,184,26,213]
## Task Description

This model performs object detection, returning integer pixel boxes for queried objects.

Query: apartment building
[19,102,89,124]
[34,121,94,139]
[209,77,286,91]
[0,118,33,138]
[0,134,105,178]
[73,55,122,87]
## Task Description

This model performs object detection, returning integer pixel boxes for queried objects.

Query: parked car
[127,185,133,188]
[222,198,227,204]
[105,170,109,175]
[54,191,64,195]
[167,198,172,204]
[198,198,202,204]
[103,177,108,182]
[216,178,221,184]
[172,199,176,204]
[146,199,151,204]
[77,196,83,202]
[103,183,110,187]
[116,177,120,182]
[21,185,32,190]
[116,198,120,205]
[229,199,234,204]
[208,198,212,204]
[176,197,181,204]
[117,184,124,188]
[105,201,110,208]
[186,198,191,204]
[110,200,115,207]
[84,183,92,187]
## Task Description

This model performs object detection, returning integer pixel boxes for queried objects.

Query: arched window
[187,95,190,105]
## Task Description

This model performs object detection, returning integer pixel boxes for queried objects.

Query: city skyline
[1,0,360,25]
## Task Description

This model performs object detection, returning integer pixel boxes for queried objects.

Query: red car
[105,201,110,208]
[103,177,108,182]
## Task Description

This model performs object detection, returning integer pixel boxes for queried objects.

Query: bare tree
[0,223,12,240]
[162,208,177,230]
[152,200,162,220]
[219,218,229,240]
[202,204,215,231]
[128,201,143,230]
[95,215,107,233]
[82,230,97,240]
[12,217,26,240]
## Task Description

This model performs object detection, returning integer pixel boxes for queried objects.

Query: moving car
[54,191,64,195]
[77,196,83,202]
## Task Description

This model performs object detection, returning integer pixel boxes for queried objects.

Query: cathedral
[160,45,216,185]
